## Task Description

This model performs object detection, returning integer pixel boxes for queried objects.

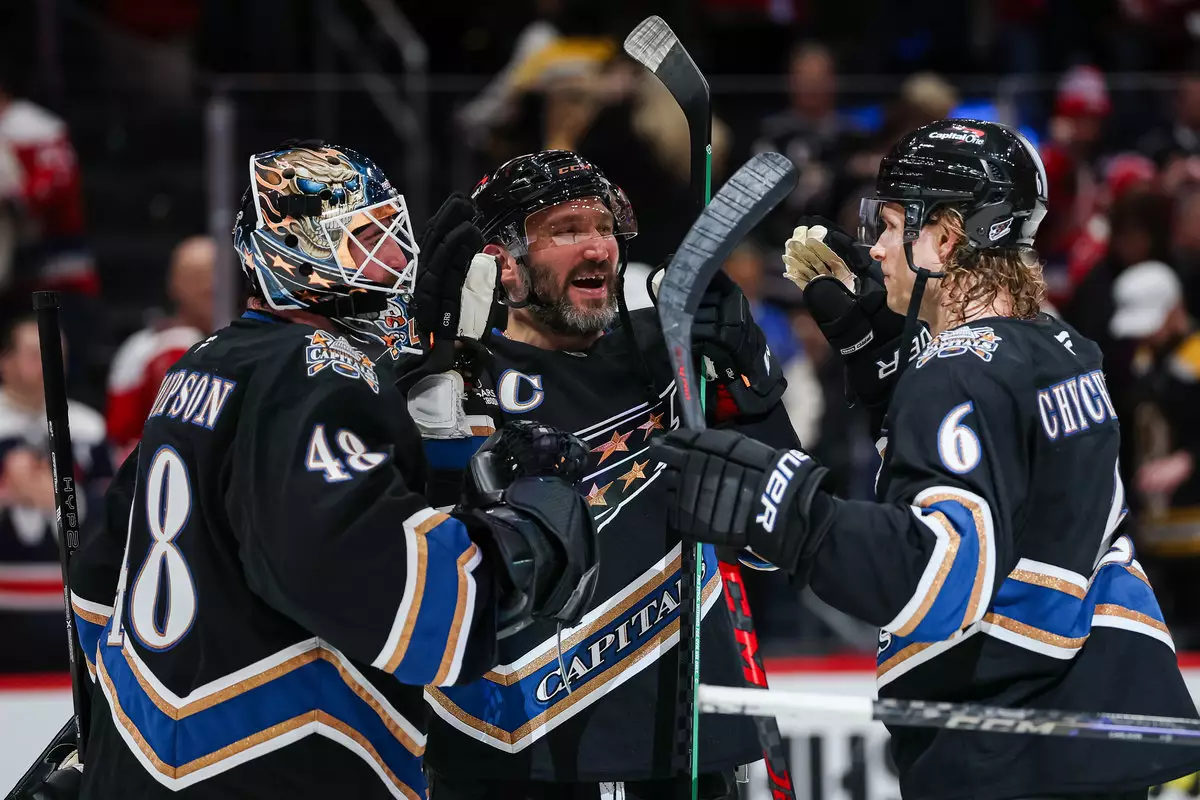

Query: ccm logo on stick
[756,449,810,532]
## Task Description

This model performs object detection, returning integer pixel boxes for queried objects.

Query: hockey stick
[699,684,1200,746]
[656,152,798,798]
[626,21,798,797]
[623,16,712,216]
[625,19,713,797]
[32,291,90,761]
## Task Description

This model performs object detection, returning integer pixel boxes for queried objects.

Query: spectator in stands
[753,41,857,222]
[0,135,18,296]
[106,235,214,458]
[1140,65,1200,171]
[1110,261,1200,646]
[1039,64,1113,304]
[1066,152,1159,293]
[0,70,101,392]
[0,314,110,673]
[577,56,732,266]
[723,239,801,370]
[1173,186,1200,316]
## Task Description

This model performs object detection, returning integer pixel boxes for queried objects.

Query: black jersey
[809,314,1200,800]
[68,311,498,800]
[419,308,796,782]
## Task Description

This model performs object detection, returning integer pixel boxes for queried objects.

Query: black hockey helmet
[858,119,1048,253]
[471,150,637,264]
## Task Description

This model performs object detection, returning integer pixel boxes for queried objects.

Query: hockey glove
[652,428,834,589]
[460,423,598,638]
[783,217,926,432]
[403,194,490,385]
[651,266,786,421]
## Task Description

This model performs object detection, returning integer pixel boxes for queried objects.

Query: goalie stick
[656,152,798,798]
[699,684,1200,747]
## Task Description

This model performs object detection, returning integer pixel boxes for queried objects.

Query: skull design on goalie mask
[233,141,419,315]
[253,147,367,261]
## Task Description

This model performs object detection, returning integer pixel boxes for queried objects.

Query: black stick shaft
[32,291,89,761]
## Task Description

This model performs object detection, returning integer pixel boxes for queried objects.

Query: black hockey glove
[460,422,598,638]
[652,428,834,589]
[691,271,786,420]
[400,194,489,392]
[784,216,926,432]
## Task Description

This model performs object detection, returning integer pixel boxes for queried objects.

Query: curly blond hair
[932,207,1046,326]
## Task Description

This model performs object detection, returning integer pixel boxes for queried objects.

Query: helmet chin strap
[895,240,945,381]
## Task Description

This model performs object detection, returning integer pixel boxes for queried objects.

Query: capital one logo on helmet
[756,449,811,533]
[928,125,987,145]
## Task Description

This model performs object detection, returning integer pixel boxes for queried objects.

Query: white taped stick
[698,684,874,723]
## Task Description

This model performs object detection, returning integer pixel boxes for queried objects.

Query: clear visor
[514,194,638,255]
[857,198,925,246]
[319,195,419,295]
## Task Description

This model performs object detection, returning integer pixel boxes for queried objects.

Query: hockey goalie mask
[233,142,419,313]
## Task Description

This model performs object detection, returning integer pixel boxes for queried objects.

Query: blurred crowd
[7,0,1200,671]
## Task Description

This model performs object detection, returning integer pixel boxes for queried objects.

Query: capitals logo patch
[916,326,1003,369]
[304,330,380,393]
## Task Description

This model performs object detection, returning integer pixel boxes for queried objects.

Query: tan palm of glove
[782,224,856,292]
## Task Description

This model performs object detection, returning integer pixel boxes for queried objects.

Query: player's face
[346,212,409,286]
[868,203,945,316]
[518,198,621,335]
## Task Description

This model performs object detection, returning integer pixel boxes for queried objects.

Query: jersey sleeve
[228,346,496,687]
[808,354,1027,642]
[70,445,140,680]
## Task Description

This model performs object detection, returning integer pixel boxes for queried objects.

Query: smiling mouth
[571,274,607,290]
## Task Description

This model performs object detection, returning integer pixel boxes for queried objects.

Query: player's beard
[517,259,619,337]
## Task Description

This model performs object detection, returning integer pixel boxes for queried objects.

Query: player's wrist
[744,448,831,581]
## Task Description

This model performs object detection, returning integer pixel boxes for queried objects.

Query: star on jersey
[591,429,632,464]
[636,412,664,440]
[618,460,649,490]
[585,482,614,507]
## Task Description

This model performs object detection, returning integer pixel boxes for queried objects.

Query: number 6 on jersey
[938,401,982,475]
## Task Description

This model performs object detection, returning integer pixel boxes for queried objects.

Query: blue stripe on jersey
[374,511,482,687]
[428,545,720,752]
[74,613,105,671]
[737,550,778,572]
[393,516,476,684]
[422,436,490,470]
[990,558,1167,644]
[96,634,425,797]
[907,498,986,641]
[878,536,1171,681]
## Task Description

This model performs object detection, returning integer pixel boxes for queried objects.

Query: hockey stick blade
[700,684,1200,746]
[623,16,711,214]
[658,152,797,430]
